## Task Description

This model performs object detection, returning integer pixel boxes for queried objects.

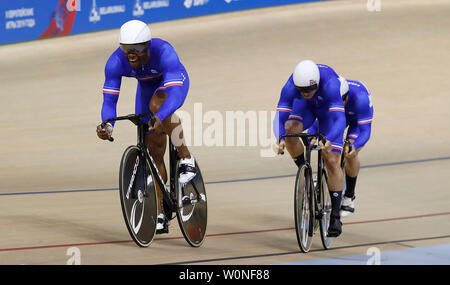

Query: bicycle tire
[119,145,158,247]
[174,159,208,247]
[319,169,332,249]
[294,164,314,253]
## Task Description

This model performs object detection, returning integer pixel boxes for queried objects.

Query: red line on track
[1,211,449,253]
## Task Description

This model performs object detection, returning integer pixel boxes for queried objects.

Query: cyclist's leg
[284,120,304,157]
[319,116,345,236]
[345,145,362,177]
[345,126,361,176]
[147,90,191,156]
[151,91,197,187]
[318,114,345,193]
[344,125,362,199]
[157,100,191,160]
[148,79,196,185]
[284,98,314,167]
[151,73,191,160]
[319,120,345,237]
[322,151,344,194]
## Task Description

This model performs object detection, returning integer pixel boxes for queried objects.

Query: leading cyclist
[96,20,196,234]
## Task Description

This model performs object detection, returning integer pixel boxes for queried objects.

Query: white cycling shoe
[156,213,170,234]
[340,196,355,217]
[178,156,197,186]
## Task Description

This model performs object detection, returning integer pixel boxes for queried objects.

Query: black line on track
[1,156,449,196]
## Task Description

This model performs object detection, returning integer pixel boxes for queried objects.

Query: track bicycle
[100,113,207,247]
[280,133,332,253]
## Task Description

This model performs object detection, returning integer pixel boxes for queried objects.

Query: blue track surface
[276,244,450,265]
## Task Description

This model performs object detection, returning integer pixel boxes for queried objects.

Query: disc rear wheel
[175,160,207,247]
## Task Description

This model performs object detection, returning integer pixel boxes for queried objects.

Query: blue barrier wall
[0,0,323,45]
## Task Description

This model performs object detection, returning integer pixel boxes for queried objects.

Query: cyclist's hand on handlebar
[344,142,357,159]
[97,123,113,140]
[148,116,163,134]
[274,140,286,155]
[319,139,332,153]
[309,138,317,148]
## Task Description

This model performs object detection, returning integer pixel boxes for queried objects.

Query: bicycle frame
[102,112,208,247]
[102,113,178,214]
[280,132,327,216]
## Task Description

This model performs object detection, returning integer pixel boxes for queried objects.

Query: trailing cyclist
[308,77,374,217]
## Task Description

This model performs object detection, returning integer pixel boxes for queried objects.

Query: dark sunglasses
[120,41,150,54]
[296,84,318,93]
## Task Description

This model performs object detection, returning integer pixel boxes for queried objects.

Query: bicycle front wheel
[119,146,158,247]
[294,164,314,253]
[175,160,208,247]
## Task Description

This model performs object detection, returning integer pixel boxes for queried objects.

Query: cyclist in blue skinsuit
[96,20,196,234]
[308,77,374,217]
[273,60,347,237]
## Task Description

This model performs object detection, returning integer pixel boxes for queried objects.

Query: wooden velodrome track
[0,0,449,265]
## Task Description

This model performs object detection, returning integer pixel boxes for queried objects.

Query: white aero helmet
[119,20,151,44]
[293,59,320,88]
[338,76,349,98]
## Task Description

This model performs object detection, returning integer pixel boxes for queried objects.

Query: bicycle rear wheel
[175,160,207,247]
[294,164,314,253]
[119,146,158,247]
[319,170,332,249]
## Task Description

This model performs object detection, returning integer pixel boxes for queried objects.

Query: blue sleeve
[307,119,318,134]
[273,111,290,141]
[154,44,187,122]
[353,92,373,149]
[324,79,346,141]
[273,79,295,141]
[101,54,123,126]
[353,123,371,150]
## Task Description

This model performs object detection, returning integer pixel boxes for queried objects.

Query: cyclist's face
[120,42,150,69]
[295,84,319,100]
[296,86,318,100]
[126,50,149,69]
[301,90,316,99]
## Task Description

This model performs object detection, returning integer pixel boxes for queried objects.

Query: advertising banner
[1,0,323,45]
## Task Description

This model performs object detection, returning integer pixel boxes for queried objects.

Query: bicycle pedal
[181,193,196,206]
[182,196,192,206]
